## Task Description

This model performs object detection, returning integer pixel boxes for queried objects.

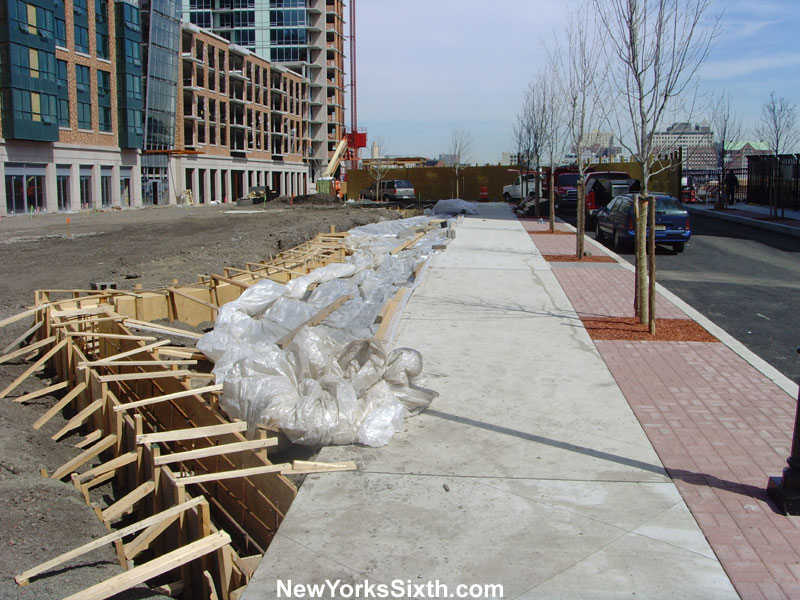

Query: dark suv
[595,193,691,253]
[359,180,416,202]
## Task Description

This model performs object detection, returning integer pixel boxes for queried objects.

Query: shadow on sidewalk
[426,409,667,476]
[667,468,783,515]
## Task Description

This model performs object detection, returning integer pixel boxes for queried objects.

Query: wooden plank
[123,319,203,340]
[1,320,43,354]
[137,421,246,445]
[84,339,171,365]
[50,434,118,481]
[276,294,353,349]
[0,336,56,365]
[210,274,252,290]
[74,452,138,484]
[97,370,195,383]
[154,438,278,466]
[203,570,220,600]
[50,306,111,319]
[390,231,426,255]
[66,332,157,341]
[0,339,68,399]
[115,384,223,413]
[75,429,103,449]
[12,380,68,404]
[123,512,179,560]
[51,398,104,441]
[0,305,47,329]
[168,287,220,311]
[32,382,87,430]
[156,347,204,359]
[14,497,207,585]
[375,288,407,341]
[284,460,357,475]
[52,316,125,328]
[78,470,115,504]
[80,359,198,370]
[176,464,291,486]
[101,480,156,523]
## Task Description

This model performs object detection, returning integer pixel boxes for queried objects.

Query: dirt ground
[0,203,396,599]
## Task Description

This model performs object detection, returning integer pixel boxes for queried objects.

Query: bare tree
[594,0,719,333]
[711,93,744,209]
[365,137,393,201]
[539,65,568,232]
[559,12,601,259]
[755,93,800,218]
[449,126,473,198]
[512,109,534,202]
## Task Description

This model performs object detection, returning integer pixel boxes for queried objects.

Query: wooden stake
[75,429,103,449]
[97,370,195,383]
[0,320,43,354]
[175,463,290,485]
[114,384,223,412]
[101,480,156,524]
[154,438,278,466]
[136,421,246,445]
[32,382,87,430]
[0,305,47,329]
[123,513,179,561]
[123,319,203,340]
[0,336,56,365]
[50,434,118,480]
[12,380,68,404]
[51,398,104,441]
[14,496,207,585]
[73,452,138,485]
[84,339,170,365]
[0,339,67,399]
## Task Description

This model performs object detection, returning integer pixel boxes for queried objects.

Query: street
[588,212,800,384]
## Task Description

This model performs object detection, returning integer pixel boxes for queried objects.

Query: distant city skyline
[350,0,800,165]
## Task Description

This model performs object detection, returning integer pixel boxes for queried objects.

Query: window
[79,171,92,209]
[58,97,69,127]
[126,73,142,101]
[96,31,109,59]
[78,101,91,129]
[57,173,70,211]
[74,0,86,15]
[124,38,141,65]
[94,0,105,23]
[28,48,39,78]
[97,70,111,97]
[55,16,66,47]
[101,171,111,207]
[122,2,139,30]
[99,106,111,132]
[189,12,211,28]
[74,24,89,53]
[76,65,90,93]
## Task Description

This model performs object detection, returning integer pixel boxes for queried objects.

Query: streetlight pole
[767,346,800,514]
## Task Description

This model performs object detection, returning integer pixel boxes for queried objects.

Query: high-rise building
[0,0,144,216]
[182,0,346,181]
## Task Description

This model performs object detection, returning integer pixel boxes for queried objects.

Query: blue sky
[348,0,800,164]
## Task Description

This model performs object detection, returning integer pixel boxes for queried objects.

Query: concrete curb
[556,218,799,399]
[687,205,800,238]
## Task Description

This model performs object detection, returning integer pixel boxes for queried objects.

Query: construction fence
[747,154,800,212]
[345,154,682,204]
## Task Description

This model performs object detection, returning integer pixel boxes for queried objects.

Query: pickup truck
[502,174,539,202]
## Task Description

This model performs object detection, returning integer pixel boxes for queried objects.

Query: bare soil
[0,203,396,598]
[581,317,719,342]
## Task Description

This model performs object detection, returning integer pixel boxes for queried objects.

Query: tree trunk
[635,194,648,324]
[534,157,541,218]
[549,170,555,232]
[576,179,585,259]
[647,195,656,334]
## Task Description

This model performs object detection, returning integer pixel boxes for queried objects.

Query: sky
[347,0,800,164]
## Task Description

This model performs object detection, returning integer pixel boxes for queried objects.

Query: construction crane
[349,0,358,171]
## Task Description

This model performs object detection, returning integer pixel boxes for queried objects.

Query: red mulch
[543,254,617,263]
[581,317,719,341]
[530,230,574,235]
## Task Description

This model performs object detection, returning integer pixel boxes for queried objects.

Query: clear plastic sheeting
[198,216,441,447]
[431,199,480,216]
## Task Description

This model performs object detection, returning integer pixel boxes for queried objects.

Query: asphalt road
[586,212,800,385]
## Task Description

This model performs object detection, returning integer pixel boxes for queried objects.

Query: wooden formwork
[4,226,434,599]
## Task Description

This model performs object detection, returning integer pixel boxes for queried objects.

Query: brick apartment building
[182,0,347,181]
[171,22,309,203]
[0,0,143,216]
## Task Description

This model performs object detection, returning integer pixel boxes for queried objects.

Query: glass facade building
[141,0,181,205]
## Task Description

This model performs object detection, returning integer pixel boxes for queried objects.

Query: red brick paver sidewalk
[532,221,800,599]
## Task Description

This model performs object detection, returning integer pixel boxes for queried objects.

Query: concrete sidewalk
[244,204,737,599]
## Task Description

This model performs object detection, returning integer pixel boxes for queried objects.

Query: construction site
[0,200,451,599]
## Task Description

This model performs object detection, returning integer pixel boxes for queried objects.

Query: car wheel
[503,192,511,202]
[595,220,604,242]
[672,242,685,254]
[382,194,390,201]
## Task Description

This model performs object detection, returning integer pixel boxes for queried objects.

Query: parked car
[557,171,639,220]
[503,173,540,202]
[594,192,691,253]
[359,180,416,202]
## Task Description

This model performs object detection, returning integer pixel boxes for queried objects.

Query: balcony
[182,52,202,65]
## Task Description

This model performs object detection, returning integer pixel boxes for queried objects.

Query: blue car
[594,193,691,253]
